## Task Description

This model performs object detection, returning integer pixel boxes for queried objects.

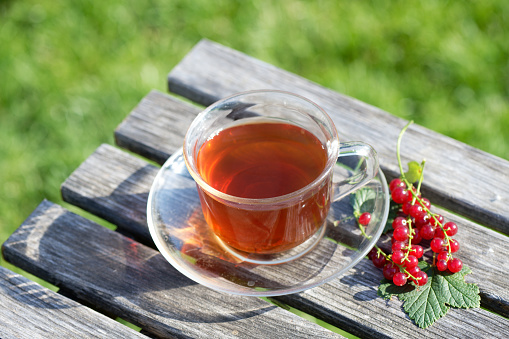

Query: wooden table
[2,39,509,338]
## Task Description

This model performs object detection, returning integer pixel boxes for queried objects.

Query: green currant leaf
[350,187,376,217]
[399,265,450,329]
[378,262,480,328]
[378,278,416,299]
[405,161,422,183]
[431,265,479,309]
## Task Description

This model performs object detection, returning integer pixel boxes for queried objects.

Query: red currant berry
[391,250,405,265]
[409,204,424,219]
[389,178,406,192]
[434,227,447,239]
[383,262,399,280]
[437,259,448,271]
[393,272,407,286]
[358,212,372,226]
[420,197,431,209]
[391,187,409,204]
[406,187,420,202]
[447,239,460,253]
[392,216,408,229]
[409,245,424,258]
[430,214,444,227]
[404,255,418,269]
[443,222,458,236]
[367,248,377,260]
[415,271,428,286]
[402,201,413,215]
[414,213,430,228]
[406,266,421,278]
[430,238,445,253]
[392,241,407,252]
[372,252,387,268]
[448,258,463,273]
[437,251,449,262]
[411,231,422,244]
[419,223,435,240]
[393,226,409,242]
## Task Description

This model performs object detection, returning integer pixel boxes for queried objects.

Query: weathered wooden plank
[0,266,147,338]
[166,39,509,235]
[2,200,343,339]
[115,91,198,164]
[60,143,509,337]
[275,268,509,339]
[61,143,156,243]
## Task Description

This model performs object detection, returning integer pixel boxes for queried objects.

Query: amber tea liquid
[196,122,331,254]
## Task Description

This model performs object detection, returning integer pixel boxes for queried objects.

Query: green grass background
[0,0,507,297]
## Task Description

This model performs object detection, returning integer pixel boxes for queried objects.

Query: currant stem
[408,190,453,254]
[372,244,388,259]
[403,218,414,261]
[333,216,355,226]
[397,120,414,181]
[389,258,420,282]
[403,268,420,281]
[358,222,372,239]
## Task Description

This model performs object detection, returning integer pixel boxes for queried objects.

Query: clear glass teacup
[183,90,379,264]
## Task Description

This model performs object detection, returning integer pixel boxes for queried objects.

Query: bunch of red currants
[362,178,463,287]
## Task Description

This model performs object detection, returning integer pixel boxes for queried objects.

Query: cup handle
[332,141,379,202]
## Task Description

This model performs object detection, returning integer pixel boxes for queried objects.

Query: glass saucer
[147,148,390,296]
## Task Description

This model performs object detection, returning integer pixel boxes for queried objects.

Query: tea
[196,122,331,254]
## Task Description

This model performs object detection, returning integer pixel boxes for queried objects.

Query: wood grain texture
[2,200,343,339]
[115,90,199,165]
[275,258,508,339]
[61,144,157,243]
[60,143,509,337]
[167,39,509,235]
[0,266,147,338]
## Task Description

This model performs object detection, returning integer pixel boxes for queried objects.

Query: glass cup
[183,90,378,264]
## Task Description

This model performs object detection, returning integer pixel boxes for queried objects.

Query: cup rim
[183,89,340,206]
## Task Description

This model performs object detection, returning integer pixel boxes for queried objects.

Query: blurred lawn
[0,0,508,275]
